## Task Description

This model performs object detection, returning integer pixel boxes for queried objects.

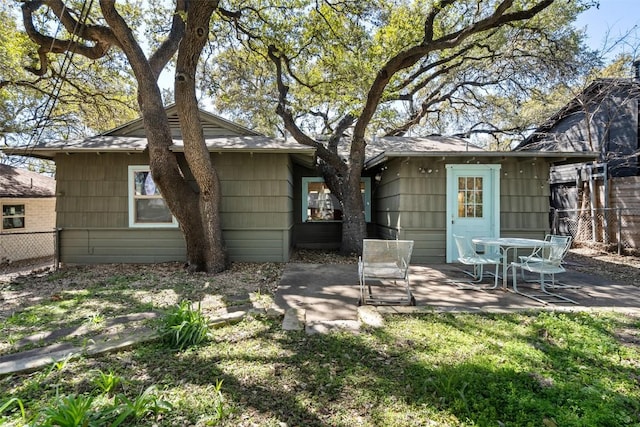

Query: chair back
[362,239,414,269]
[542,235,572,266]
[453,235,477,260]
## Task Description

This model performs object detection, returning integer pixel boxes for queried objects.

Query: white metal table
[471,237,549,289]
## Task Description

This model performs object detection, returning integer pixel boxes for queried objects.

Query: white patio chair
[452,235,501,290]
[510,237,577,304]
[518,235,576,288]
[358,239,415,306]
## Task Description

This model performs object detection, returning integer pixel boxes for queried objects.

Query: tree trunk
[100,0,224,272]
[340,182,367,255]
[319,137,367,255]
[174,1,226,272]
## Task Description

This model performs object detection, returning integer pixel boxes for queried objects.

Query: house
[364,137,594,263]
[0,164,56,263]
[3,106,595,265]
[515,75,640,249]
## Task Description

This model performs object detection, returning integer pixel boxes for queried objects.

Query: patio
[274,261,640,330]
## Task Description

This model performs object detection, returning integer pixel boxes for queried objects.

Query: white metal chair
[452,235,501,290]
[510,237,577,304]
[518,235,575,287]
[358,239,415,306]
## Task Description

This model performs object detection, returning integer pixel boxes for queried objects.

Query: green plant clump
[160,300,210,351]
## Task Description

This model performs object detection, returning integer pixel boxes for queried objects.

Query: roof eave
[365,150,599,169]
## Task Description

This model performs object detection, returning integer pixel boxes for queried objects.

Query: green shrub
[41,394,101,427]
[112,385,173,424]
[160,300,210,350]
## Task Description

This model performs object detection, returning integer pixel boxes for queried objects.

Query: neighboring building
[0,164,56,262]
[515,75,640,248]
[3,106,594,265]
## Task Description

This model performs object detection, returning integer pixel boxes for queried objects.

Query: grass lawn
[1,259,640,426]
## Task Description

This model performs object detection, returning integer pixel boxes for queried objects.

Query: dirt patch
[565,247,640,288]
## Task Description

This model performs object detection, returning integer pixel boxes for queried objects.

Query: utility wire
[19,0,93,165]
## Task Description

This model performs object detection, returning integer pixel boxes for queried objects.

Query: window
[2,204,25,230]
[302,177,371,222]
[128,166,177,227]
[457,176,483,218]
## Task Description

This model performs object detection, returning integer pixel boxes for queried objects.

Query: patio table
[471,237,549,289]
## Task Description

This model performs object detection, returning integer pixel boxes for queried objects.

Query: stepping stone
[305,320,360,335]
[357,306,384,328]
[282,308,305,331]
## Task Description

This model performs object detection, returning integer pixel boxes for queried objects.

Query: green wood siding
[60,228,186,264]
[55,152,294,263]
[372,157,551,263]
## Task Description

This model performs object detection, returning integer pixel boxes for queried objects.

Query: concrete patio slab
[274,262,640,331]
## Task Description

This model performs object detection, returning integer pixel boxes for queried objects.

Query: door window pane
[458,176,483,218]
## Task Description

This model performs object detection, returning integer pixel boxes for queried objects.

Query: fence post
[617,208,622,255]
[54,228,61,270]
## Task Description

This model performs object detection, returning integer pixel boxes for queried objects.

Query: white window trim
[302,177,371,222]
[2,204,26,230]
[128,165,178,228]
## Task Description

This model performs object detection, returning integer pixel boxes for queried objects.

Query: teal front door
[446,164,501,262]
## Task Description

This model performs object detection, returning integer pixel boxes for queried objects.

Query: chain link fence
[551,208,640,255]
[0,230,57,270]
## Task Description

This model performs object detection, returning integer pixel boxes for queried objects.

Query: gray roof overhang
[2,136,315,160]
[364,150,599,169]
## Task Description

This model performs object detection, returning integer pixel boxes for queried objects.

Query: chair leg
[511,264,549,305]
[539,273,578,304]
[492,262,500,289]
[451,263,499,290]
[511,265,577,305]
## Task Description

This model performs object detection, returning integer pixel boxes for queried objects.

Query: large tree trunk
[100,0,225,272]
[320,136,367,256]
[174,1,226,272]
[340,182,367,255]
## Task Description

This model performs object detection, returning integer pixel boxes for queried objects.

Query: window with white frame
[2,204,25,230]
[302,177,371,222]
[128,166,177,227]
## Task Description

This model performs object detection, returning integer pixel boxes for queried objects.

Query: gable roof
[2,106,314,159]
[1,106,596,166]
[0,164,56,198]
[104,104,261,138]
[515,78,640,151]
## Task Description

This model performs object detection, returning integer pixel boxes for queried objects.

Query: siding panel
[55,152,295,263]
[372,158,553,263]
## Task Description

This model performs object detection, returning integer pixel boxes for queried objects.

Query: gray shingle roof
[0,164,56,198]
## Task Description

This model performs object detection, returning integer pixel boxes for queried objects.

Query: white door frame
[445,164,501,262]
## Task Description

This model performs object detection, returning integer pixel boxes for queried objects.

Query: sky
[575,0,640,59]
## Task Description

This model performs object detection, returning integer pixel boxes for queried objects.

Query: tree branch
[21,0,117,75]
[353,0,554,141]
[148,0,187,79]
[267,45,347,174]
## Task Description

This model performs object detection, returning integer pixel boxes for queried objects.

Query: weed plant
[160,300,210,350]
[92,370,122,395]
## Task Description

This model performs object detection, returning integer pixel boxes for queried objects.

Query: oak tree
[20,0,226,272]
[207,0,596,255]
